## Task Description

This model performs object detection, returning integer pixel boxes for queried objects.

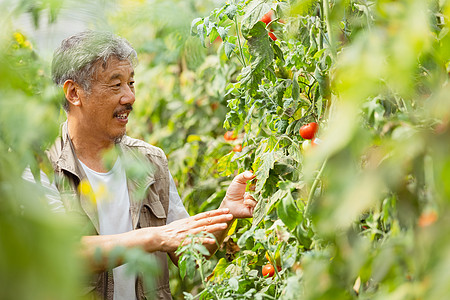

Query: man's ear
[63,80,83,107]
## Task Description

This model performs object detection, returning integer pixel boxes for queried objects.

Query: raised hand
[220,171,257,219]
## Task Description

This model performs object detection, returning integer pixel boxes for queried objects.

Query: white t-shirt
[22,159,189,300]
[79,157,136,300]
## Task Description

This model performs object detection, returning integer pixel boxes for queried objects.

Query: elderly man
[45,31,255,300]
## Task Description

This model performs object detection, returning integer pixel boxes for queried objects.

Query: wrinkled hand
[220,171,257,219]
[157,208,233,252]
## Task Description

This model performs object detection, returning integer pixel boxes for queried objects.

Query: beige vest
[46,122,172,300]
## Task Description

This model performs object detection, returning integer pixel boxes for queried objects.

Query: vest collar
[55,121,156,233]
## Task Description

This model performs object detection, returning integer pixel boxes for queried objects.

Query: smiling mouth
[115,112,129,120]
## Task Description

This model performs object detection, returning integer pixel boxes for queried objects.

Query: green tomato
[302,140,311,151]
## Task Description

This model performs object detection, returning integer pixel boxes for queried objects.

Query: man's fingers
[232,171,255,185]
[196,213,233,227]
[243,198,257,208]
[193,223,228,234]
[193,208,230,221]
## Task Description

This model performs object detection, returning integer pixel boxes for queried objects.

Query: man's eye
[129,81,135,87]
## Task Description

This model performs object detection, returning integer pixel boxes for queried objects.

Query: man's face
[79,56,135,143]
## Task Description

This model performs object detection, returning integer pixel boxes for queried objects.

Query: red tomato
[299,122,318,140]
[233,144,242,152]
[262,264,275,277]
[224,131,237,141]
[268,31,277,41]
[260,11,273,25]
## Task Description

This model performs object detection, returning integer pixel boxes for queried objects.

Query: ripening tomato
[302,140,311,151]
[268,31,277,41]
[224,131,237,141]
[418,211,438,227]
[299,122,318,140]
[260,11,273,25]
[233,144,242,152]
[262,264,275,277]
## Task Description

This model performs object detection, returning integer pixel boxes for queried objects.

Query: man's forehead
[95,57,134,79]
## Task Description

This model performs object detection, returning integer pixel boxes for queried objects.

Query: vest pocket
[139,201,167,227]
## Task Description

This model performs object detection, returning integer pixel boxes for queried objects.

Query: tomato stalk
[232,1,247,68]
[322,0,336,60]
[317,1,324,51]
[263,246,283,281]
[304,158,328,218]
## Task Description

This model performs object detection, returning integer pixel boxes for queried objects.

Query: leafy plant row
[177,0,450,299]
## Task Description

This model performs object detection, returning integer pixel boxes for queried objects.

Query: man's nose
[120,85,135,106]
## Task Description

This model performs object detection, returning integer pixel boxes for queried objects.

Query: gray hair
[51,31,138,111]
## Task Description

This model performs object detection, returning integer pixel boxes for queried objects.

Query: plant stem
[323,0,336,60]
[304,158,328,218]
[234,14,247,67]
[318,1,324,50]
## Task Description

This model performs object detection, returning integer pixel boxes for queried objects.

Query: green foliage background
[2,0,450,299]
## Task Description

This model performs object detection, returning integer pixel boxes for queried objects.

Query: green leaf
[314,65,330,98]
[179,257,187,279]
[217,26,229,40]
[254,151,276,193]
[190,18,203,35]
[267,189,288,214]
[193,243,211,256]
[241,0,272,34]
[209,27,220,43]
[208,258,229,282]
[288,144,302,163]
[276,119,289,134]
[292,72,300,102]
[273,43,285,62]
[217,151,238,176]
[267,135,278,150]
[225,4,238,20]
[229,277,239,291]
[224,41,236,59]
[277,192,303,230]
[239,66,262,95]
[247,22,274,69]
[252,193,267,227]
[197,24,206,47]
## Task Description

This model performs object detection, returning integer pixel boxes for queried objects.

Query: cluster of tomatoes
[299,122,320,151]
[224,131,242,152]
